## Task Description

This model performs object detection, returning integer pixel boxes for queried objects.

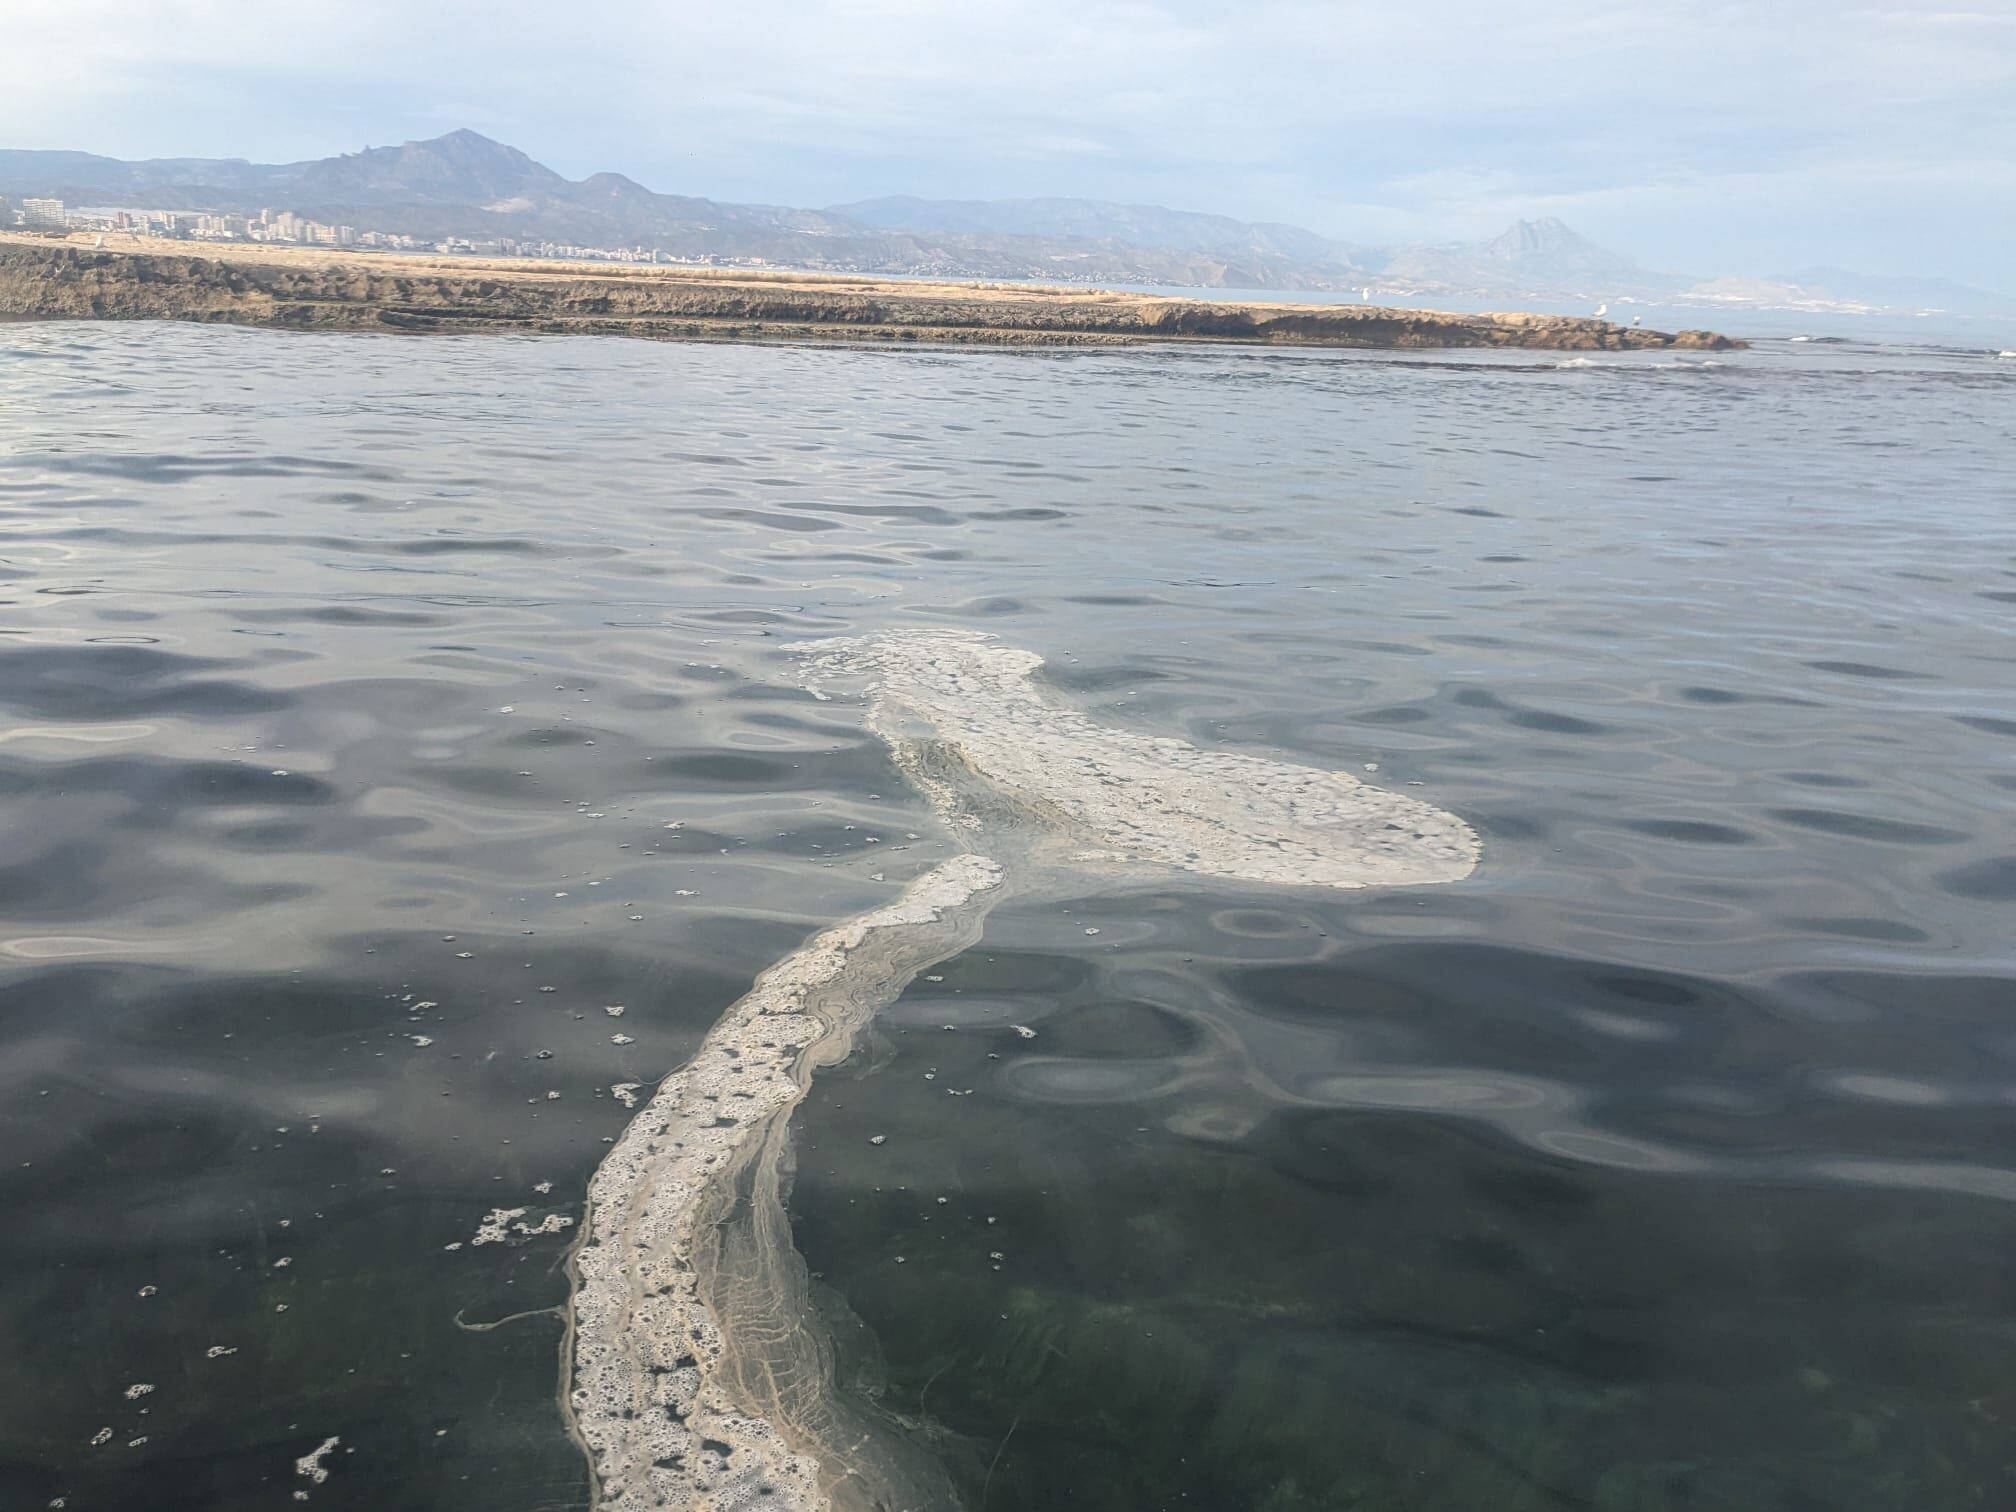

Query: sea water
[0,324,2011,1510]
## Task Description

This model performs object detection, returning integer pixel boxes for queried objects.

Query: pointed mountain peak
[1482,217,1596,259]
[1474,216,1643,278]
[304,129,563,201]
[403,129,539,168]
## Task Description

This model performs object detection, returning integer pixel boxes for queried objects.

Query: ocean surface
[1,322,2012,1511]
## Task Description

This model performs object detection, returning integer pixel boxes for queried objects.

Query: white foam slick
[801,629,1478,891]
[567,855,1001,1511]
[565,630,1477,1510]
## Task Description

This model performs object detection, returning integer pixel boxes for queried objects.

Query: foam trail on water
[566,855,1002,1511]
[566,630,1477,1511]
[802,629,1479,890]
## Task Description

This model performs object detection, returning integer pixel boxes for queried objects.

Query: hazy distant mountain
[0,149,314,210]
[5,131,1998,314]
[1773,266,2009,316]
[0,132,1662,294]
[1478,216,1653,282]
[0,130,872,257]
[1380,216,1680,293]
[826,199,1687,298]
[0,132,1339,285]
[830,194,1366,265]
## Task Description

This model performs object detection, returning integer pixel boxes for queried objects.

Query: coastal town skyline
[1,198,677,267]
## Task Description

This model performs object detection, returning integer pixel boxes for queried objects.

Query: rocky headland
[0,233,1741,351]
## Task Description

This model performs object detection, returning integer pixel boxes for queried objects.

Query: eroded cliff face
[0,238,1742,351]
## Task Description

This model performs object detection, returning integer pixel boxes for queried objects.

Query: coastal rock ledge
[0,234,1742,352]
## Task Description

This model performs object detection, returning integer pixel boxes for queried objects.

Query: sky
[4,0,2013,288]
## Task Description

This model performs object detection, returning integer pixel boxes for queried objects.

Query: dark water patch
[27,452,390,481]
[1354,703,1433,724]
[227,604,450,627]
[1768,808,1969,846]
[1677,685,1747,704]
[1952,714,2016,737]
[1468,810,1548,840]
[1449,687,1509,710]
[648,750,805,788]
[0,838,312,919]
[1934,856,2016,901]
[213,818,318,850]
[0,645,286,719]
[1779,915,1934,943]
[1037,999,1204,1060]
[1770,968,2016,1035]
[1507,708,1612,736]
[1435,633,1518,648]
[1801,659,1930,680]
[1778,770,1868,789]
[1347,890,1509,925]
[940,594,1029,617]
[1625,818,1756,845]
[1040,661,1175,693]
[0,756,334,809]
[353,533,559,557]
[500,723,604,750]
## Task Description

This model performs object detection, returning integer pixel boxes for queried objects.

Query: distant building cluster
[3,195,710,267]
[4,197,367,244]
[433,237,685,264]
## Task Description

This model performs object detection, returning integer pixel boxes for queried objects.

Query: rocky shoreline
[0,233,1741,351]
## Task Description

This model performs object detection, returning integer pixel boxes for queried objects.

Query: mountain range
[1,130,2005,315]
